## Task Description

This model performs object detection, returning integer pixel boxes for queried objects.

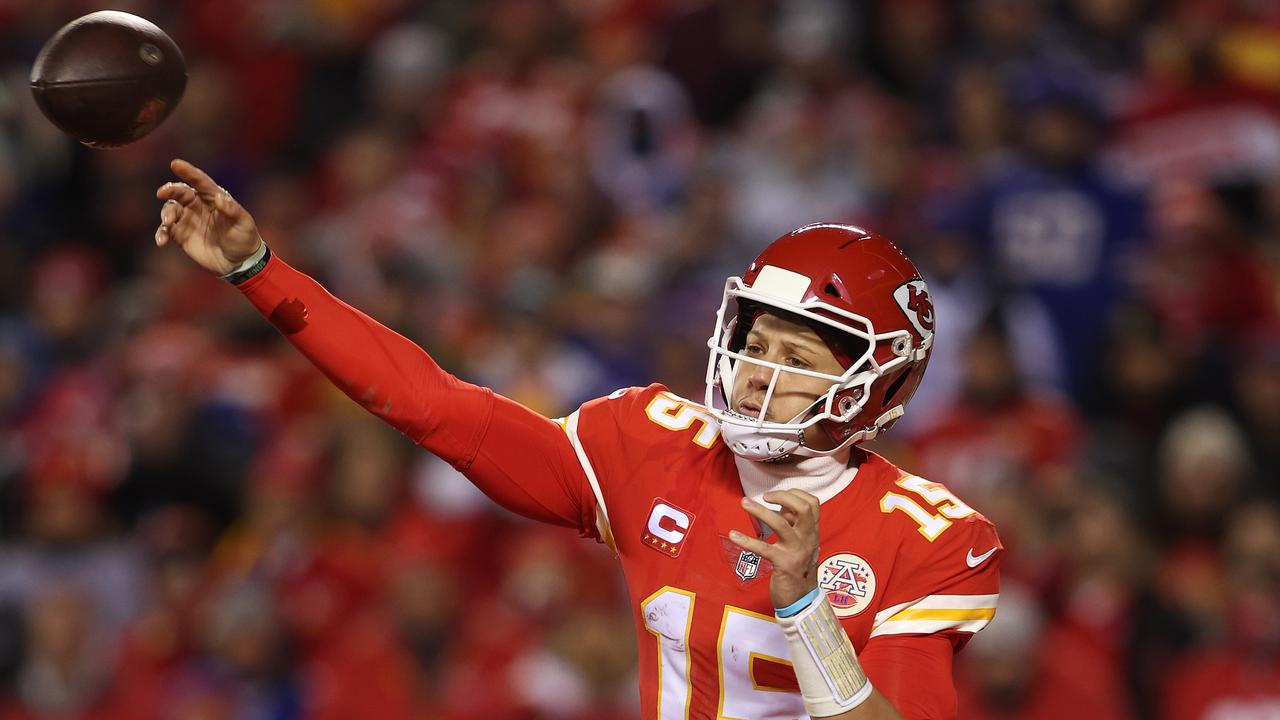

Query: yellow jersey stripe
[886,607,996,623]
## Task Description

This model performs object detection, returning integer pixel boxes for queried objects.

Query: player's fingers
[212,186,246,221]
[764,490,819,524]
[762,486,814,520]
[766,500,800,526]
[741,498,795,540]
[155,222,184,248]
[156,182,198,206]
[170,158,222,198]
[160,199,182,226]
[776,502,797,517]
[727,530,775,560]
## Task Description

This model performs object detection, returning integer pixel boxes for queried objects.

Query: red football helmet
[704,223,935,461]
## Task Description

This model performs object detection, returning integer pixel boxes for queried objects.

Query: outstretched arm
[156,160,597,534]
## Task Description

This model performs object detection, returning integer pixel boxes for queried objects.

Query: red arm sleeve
[235,253,596,534]
[860,634,957,720]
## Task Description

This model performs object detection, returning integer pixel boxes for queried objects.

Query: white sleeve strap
[777,589,874,717]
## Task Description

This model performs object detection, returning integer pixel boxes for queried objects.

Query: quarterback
[155,159,1000,720]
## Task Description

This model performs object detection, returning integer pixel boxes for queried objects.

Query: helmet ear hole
[824,273,849,301]
[882,370,911,408]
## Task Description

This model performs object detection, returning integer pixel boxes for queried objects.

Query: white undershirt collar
[734,448,859,507]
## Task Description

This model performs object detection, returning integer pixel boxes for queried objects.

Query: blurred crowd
[0,0,1279,718]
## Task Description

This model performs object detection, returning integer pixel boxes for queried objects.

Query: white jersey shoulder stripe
[869,593,999,638]
[871,599,916,628]
[869,616,994,637]
[562,409,612,536]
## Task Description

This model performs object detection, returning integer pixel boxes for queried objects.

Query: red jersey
[564,386,1001,720]
[235,255,1002,720]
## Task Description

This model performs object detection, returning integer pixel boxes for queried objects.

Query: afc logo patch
[818,553,877,617]
[641,498,696,558]
[892,280,935,338]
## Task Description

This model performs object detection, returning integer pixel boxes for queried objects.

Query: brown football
[29,11,186,148]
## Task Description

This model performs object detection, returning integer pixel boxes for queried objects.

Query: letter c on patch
[647,503,690,544]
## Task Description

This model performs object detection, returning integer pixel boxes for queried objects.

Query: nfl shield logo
[735,550,762,581]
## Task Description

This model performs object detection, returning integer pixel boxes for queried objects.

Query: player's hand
[154,158,262,276]
[729,490,822,609]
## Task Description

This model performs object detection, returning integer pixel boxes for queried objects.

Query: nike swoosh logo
[966,546,998,568]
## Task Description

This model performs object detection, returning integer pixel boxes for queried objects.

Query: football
[29,11,187,148]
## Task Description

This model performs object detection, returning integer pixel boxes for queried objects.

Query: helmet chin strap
[713,341,889,462]
[719,403,906,463]
[719,418,804,462]
[718,403,843,463]
[716,379,836,462]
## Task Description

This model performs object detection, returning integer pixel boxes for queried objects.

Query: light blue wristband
[776,586,822,618]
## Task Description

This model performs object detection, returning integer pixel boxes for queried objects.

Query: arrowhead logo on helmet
[892,280,935,339]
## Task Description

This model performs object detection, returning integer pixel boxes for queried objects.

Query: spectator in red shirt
[1162,502,1280,720]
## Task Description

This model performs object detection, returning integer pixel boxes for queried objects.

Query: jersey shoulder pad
[564,384,661,435]
[572,384,722,450]
[864,455,996,550]
[863,457,1002,642]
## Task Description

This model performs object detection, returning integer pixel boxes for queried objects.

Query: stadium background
[1,0,1279,718]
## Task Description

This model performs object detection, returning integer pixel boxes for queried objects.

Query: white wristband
[777,590,874,717]
[221,240,268,279]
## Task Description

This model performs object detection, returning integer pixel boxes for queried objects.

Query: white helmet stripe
[753,265,812,302]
